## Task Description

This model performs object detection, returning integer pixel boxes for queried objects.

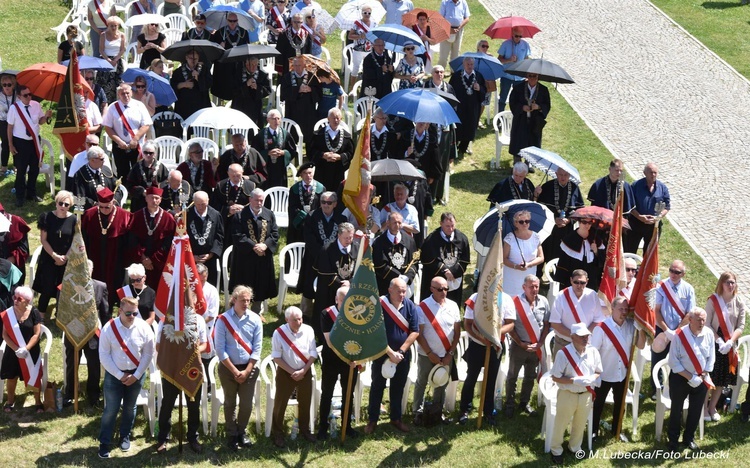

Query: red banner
[53,50,89,160]
[629,228,659,339]
[599,183,626,306]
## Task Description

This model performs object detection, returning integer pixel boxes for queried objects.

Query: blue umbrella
[518,146,582,185]
[376,89,459,126]
[473,200,555,257]
[121,68,177,106]
[365,25,426,54]
[449,52,505,81]
[61,56,114,72]
[204,5,254,32]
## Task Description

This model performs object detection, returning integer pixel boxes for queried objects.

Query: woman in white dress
[502,210,544,296]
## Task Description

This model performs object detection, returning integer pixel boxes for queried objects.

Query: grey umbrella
[505,58,574,84]
[371,159,425,182]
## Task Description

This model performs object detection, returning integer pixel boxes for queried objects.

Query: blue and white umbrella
[473,200,555,257]
[519,146,582,185]
[62,56,114,72]
[121,68,177,106]
[376,88,459,126]
[204,5,254,32]
[449,52,505,81]
[365,24,425,54]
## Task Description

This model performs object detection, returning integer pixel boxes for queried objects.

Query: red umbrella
[570,206,631,230]
[484,16,541,40]
[16,62,94,102]
[402,8,451,43]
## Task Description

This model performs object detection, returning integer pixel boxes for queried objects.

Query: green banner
[329,246,388,364]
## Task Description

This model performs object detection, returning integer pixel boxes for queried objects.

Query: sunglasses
[124,311,139,317]
[135,85,146,89]
[227,19,238,23]
[142,150,155,155]
[578,219,593,225]
[572,280,588,285]
[514,35,523,38]
[57,201,71,207]
[625,268,638,273]
[131,277,145,282]
[14,296,27,302]
[516,219,531,225]
[320,200,334,205]
[669,268,684,275]
[726,280,737,285]
[431,286,449,292]
[480,45,489,49]
[362,11,371,15]
[85,77,95,81]
[2,83,13,88]
[20,93,32,98]
[404,47,415,51]
[150,23,158,26]
[305,16,312,19]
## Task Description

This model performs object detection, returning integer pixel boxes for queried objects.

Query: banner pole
[178,392,184,454]
[73,348,79,414]
[615,330,638,439]
[341,365,355,444]
[476,345,491,429]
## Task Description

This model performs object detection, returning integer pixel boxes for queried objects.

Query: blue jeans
[99,371,145,445]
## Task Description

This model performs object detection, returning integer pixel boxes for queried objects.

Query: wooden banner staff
[73,349,79,414]
[341,365,355,444]
[178,392,184,454]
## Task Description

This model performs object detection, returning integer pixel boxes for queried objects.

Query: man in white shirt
[67,134,113,189]
[197,262,220,390]
[97,296,155,459]
[412,276,461,421]
[550,322,602,465]
[102,83,152,179]
[379,0,414,25]
[549,269,605,357]
[667,308,715,453]
[590,296,645,441]
[270,306,318,447]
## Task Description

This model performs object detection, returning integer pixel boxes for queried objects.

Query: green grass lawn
[0,0,740,466]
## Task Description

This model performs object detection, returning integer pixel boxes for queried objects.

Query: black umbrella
[505,58,574,84]
[371,158,425,182]
[220,44,281,63]
[162,40,225,63]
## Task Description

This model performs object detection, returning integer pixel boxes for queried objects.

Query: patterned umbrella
[401,8,451,43]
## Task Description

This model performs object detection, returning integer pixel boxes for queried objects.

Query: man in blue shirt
[380,0,414,25]
[214,285,263,451]
[438,0,470,68]
[365,278,420,434]
[625,162,670,254]
[587,158,634,211]
[497,27,531,112]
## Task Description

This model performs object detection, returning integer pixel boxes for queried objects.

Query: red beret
[146,185,163,197]
[96,187,114,203]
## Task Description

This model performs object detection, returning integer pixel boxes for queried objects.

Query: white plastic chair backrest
[258,29,269,45]
[187,2,200,18]
[40,138,55,172]
[623,252,643,264]
[184,137,219,161]
[652,358,670,398]
[125,42,141,68]
[222,245,233,309]
[153,136,185,165]
[279,242,305,277]
[123,0,139,20]
[189,125,216,141]
[260,354,277,387]
[342,43,356,70]
[738,335,750,372]
[165,13,193,31]
[162,28,184,48]
[28,246,43,287]
[544,330,555,367]
[117,183,129,207]
[320,46,331,63]
[264,187,289,214]
[391,79,400,93]
[543,258,559,283]
[354,97,378,120]
[313,118,351,133]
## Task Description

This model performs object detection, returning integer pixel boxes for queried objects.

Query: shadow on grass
[375,426,454,467]
[701,1,746,9]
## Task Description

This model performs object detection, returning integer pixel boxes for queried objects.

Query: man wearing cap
[159,170,193,216]
[187,191,224,287]
[651,259,696,398]
[667,308,714,452]
[373,212,418,296]
[412,276,461,422]
[72,146,119,211]
[125,140,169,212]
[216,133,267,186]
[549,269,605,357]
[505,275,550,418]
[365,277,419,435]
[420,212,470,306]
[176,142,216,193]
[0,203,30,285]
[253,109,295,189]
[317,286,359,439]
[287,162,324,243]
[126,185,176,289]
[102,83,152,180]
[211,163,256,251]
[270,306,318,447]
[230,188,279,316]
[550,322,601,464]
[361,38,395,99]
[438,0,470,68]
[458,288,515,425]
[310,107,353,192]
[81,187,133,310]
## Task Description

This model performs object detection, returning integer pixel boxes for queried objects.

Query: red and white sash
[219,313,253,355]
[599,320,629,369]
[132,1,146,15]
[113,102,141,155]
[354,20,372,51]
[419,300,452,355]
[659,281,686,319]
[302,24,320,45]
[709,293,738,373]
[675,327,715,389]
[93,0,109,27]
[13,102,43,162]
[380,296,409,333]
[562,288,584,323]
[514,295,543,379]
[108,318,141,368]
[561,346,596,399]
[117,285,135,300]
[276,326,311,364]
[271,6,286,29]
[324,305,338,323]
[0,308,42,388]
[412,24,430,61]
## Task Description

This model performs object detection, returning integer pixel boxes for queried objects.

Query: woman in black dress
[1,286,44,412]
[57,25,85,64]
[123,263,156,324]
[32,190,77,319]
[136,23,166,69]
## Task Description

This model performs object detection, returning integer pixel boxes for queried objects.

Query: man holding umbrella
[171,50,212,122]
[508,73,550,165]
[211,12,251,101]
[497,27,531,112]
[448,56,485,159]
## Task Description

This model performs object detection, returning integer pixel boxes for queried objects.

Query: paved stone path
[481,0,750,280]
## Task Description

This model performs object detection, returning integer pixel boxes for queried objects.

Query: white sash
[515,295,541,342]
[2,309,42,388]
[302,24,320,45]
[219,312,253,355]
[379,295,409,332]
[272,6,286,29]
[679,326,707,372]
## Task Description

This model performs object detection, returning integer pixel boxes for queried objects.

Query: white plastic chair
[39,138,57,195]
[208,356,225,437]
[491,111,512,170]
[313,118,351,133]
[544,330,556,372]
[353,97,378,132]
[348,79,362,107]
[165,13,193,32]
[116,183,128,208]
[259,354,318,437]
[342,43,357,91]
[730,335,750,413]
[39,325,53,397]
[539,371,593,453]
[124,42,141,70]
[157,2,187,16]
[153,135,185,171]
[187,2,200,18]
[274,84,284,117]
[320,46,331,64]
[277,242,305,314]
[186,124,218,143]
[280,118,304,166]
[263,187,289,229]
[652,358,704,442]
[28,246,43,287]
[183,137,219,162]
[162,27,184,48]
[543,258,560,309]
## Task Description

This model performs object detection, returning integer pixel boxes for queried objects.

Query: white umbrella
[335,0,385,31]
[125,13,168,28]
[184,107,259,132]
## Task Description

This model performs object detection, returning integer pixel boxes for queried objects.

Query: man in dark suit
[360,39,394,99]
[63,261,109,408]
[508,73,551,165]
[280,56,321,150]
[448,57,486,158]
[210,163,256,251]
[275,13,312,76]
[313,222,357,339]
[372,212,418,296]
[187,191,224,287]
[159,170,193,216]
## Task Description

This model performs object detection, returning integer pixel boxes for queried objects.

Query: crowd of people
[0,0,747,464]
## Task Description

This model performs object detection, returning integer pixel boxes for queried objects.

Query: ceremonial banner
[473,208,504,348]
[53,50,89,161]
[342,107,372,227]
[329,246,387,363]
[56,223,99,350]
[156,289,205,398]
[599,184,626,307]
[630,230,659,339]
